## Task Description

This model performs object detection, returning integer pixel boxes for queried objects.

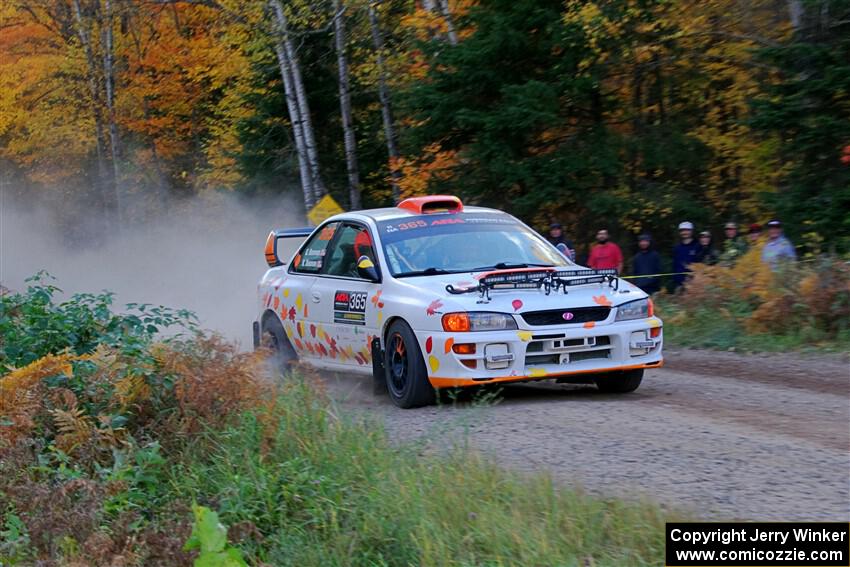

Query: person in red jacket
[587,229,623,273]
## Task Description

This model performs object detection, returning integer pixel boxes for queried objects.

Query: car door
[284,222,340,362]
[309,221,382,371]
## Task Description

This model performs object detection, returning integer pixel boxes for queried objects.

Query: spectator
[672,221,701,290]
[761,219,796,268]
[587,229,623,273]
[546,222,575,261]
[748,223,763,245]
[695,230,720,265]
[719,221,747,265]
[631,234,662,294]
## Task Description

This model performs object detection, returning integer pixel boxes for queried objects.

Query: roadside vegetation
[655,251,850,353]
[1,276,669,566]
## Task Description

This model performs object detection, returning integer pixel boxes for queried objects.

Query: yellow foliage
[1,336,276,459]
[114,374,152,411]
[677,250,850,336]
[0,352,80,445]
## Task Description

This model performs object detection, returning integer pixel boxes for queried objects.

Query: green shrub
[0,272,197,373]
[183,505,247,567]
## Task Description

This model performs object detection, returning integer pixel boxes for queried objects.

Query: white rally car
[254,195,663,408]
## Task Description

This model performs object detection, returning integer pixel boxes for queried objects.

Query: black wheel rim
[389,333,408,394]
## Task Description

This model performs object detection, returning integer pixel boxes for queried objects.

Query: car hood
[395,271,646,313]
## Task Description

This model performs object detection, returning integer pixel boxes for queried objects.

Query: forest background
[1,0,848,257]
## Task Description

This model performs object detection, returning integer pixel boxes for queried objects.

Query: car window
[323,223,376,278]
[291,222,339,274]
[378,213,571,276]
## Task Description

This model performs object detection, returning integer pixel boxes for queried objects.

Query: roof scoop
[398,195,463,214]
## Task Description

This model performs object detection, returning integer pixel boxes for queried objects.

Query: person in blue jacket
[631,234,662,294]
[672,221,701,290]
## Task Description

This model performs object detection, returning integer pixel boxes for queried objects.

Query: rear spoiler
[264,227,314,267]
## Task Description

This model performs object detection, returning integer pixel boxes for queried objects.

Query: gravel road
[320,349,850,521]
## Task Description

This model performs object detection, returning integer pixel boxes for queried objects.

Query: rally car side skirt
[427,359,663,389]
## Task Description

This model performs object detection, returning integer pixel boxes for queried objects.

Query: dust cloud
[0,189,307,348]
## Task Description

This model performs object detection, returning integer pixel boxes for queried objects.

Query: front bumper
[419,316,663,388]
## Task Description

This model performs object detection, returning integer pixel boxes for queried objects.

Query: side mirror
[356,255,380,282]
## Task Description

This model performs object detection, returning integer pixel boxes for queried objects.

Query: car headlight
[615,298,653,321]
[441,312,518,332]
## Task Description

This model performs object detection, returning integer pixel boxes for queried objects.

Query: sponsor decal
[334,290,367,325]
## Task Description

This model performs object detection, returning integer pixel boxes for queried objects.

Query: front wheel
[384,320,435,408]
[594,369,643,393]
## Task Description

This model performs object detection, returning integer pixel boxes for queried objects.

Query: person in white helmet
[672,221,700,290]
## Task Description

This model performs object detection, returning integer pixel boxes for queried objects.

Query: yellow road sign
[307,194,345,226]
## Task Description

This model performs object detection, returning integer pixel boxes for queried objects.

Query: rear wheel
[594,369,643,393]
[384,320,435,408]
[260,315,296,373]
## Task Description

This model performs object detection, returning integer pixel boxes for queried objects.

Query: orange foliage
[153,336,274,436]
[392,142,459,197]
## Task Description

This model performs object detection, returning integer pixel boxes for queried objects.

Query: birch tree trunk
[272,40,315,209]
[787,0,804,32]
[368,1,402,203]
[436,0,458,46]
[71,0,117,230]
[332,0,361,209]
[269,1,315,209]
[272,0,326,204]
[422,0,457,45]
[101,0,123,222]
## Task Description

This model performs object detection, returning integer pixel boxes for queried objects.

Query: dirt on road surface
[320,349,850,521]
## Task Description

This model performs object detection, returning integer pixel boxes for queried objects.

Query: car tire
[384,320,435,408]
[260,315,296,373]
[594,368,643,393]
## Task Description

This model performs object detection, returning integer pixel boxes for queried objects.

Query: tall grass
[173,380,668,567]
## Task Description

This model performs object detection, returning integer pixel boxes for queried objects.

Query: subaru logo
[562,312,574,321]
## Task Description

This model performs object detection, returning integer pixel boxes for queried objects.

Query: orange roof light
[398,195,463,215]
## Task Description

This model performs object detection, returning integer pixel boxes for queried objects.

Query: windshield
[377,213,571,277]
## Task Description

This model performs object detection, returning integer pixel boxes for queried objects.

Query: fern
[51,406,94,454]
[114,374,152,410]
[0,352,80,445]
